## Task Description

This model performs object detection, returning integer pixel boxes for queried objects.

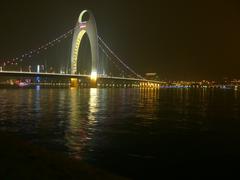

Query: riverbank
[0,132,127,180]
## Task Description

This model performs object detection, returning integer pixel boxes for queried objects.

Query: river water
[0,88,240,178]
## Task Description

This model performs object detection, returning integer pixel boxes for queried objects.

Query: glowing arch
[71,10,99,79]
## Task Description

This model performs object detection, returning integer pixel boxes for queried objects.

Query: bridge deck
[0,71,162,84]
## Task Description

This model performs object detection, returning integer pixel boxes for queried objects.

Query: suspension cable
[98,36,144,79]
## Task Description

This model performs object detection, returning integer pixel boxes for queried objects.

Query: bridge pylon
[71,10,99,79]
[70,78,78,87]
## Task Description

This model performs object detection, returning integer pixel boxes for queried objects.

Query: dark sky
[0,0,240,80]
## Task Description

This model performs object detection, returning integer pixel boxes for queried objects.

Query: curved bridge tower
[71,10,99,87]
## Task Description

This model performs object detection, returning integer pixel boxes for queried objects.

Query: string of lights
[0,26,77,67]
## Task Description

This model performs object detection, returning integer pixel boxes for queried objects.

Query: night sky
[0,0,239,80]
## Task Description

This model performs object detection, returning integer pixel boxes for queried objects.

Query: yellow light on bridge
[71,78,78,87]
[91,71,97,81]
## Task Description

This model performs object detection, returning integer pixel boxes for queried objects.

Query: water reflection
[137,89,160,122]
[34,88,41,114]
[66,88,100,159]
[88,88,98,125]
[0,88,240,166]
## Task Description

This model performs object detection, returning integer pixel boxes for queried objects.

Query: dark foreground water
[0,88,240,178]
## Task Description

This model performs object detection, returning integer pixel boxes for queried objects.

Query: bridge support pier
[71,78,78,88]
[90,79,97,88]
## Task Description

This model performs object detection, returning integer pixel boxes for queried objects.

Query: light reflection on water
[65,88,100,159]
[0,88,240,176]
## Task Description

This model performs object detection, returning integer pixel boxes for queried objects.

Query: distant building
[145,73,159,80]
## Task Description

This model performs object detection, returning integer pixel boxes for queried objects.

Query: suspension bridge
[0,10,162,88]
